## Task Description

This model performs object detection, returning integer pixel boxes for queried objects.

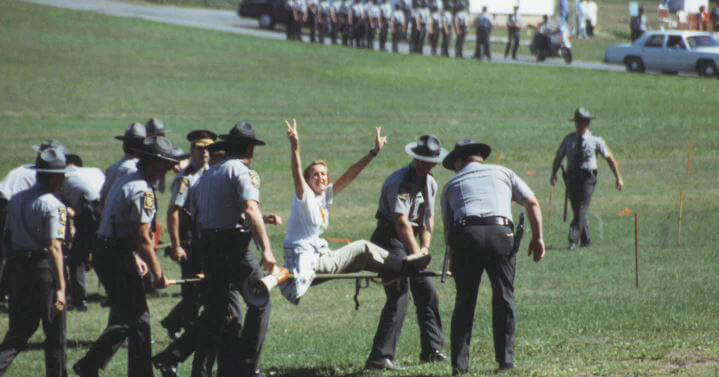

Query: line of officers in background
[286,0,481,58]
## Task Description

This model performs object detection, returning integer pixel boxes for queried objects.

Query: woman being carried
[280,119,429,305]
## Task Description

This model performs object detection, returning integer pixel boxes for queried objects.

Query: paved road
[24,0,626,73]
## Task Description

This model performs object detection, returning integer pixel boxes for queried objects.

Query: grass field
[1,0,719,376]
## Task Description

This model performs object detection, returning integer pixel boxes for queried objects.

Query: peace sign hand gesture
[373,127,387,155]
[285,119,299,151]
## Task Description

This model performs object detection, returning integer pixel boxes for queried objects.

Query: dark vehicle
[238,0,289,30]
[529,24,573,64]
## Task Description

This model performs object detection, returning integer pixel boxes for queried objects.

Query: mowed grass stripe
[0,1,718,376]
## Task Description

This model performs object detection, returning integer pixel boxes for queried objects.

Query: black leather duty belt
[455,216,513,229]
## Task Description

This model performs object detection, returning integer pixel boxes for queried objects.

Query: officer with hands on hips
[73,136,180,377]
[365,134,448,371]
[441,139,545,375]
[0,147,69,377]
[190,122,277,377]
[550,108,624,250]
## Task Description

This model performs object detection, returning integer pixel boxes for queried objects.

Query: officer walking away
[0,147,69,377]
[473,6,492,60]
[439,1,453,57]
[504,5,521,59]
[441,139,545,375]
[453,0,468,58]
[99,123,146,208]
[390,2,406,53]
[365,135,448,371]
[73,136,179,377]
[61,154,105,311]
[159,130,217,342]
[190,122,277,377]
[550,108,624,251]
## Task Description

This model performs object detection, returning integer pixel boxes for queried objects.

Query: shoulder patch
[249,170,261,189]
[179,177,190,195]
[397,192,410,202]
[58,225,65,237]
[144,191,155,211]
[58,207,67,226]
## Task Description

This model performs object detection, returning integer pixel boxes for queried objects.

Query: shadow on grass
[268,365,449,377]
[26,339,97,350]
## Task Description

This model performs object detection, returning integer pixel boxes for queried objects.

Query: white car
[604,31,719,77]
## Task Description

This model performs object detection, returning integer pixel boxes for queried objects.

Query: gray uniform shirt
[377,165,437,232]
[169,164,206,211]
[100,155,138,203]
[0,165,36,201]
[196,158,260,230]
[62,167,105,210]
[97,171,156,240]
[6,184,67,251]
[555,131,610,172]
[441,162,534,226]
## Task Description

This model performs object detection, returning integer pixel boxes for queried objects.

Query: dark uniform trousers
[0,253,66,377]
[440,28,451,57]
[429,24,440,55]
[367,223,444,362]
[0,200,9,299]
[76,239,153,376]
[367,19,377,49]
[379,18,388,50]
[191,230,270,377]
[391,21,401,52]
[449,224,516,372]
[162,212,202,335]
[504,27,520,59]
[567,169,597,246]
[69,200,101,306]
[455,24,467,58]
[474,27,491,59]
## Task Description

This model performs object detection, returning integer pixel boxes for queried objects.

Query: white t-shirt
[281,183,334,304]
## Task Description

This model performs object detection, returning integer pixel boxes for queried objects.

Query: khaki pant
[316,240,389,274]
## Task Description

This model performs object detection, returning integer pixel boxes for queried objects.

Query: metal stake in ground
[678,191,685,247]
[634,212,639,289]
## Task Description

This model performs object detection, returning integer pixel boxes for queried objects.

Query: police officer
[366,135,447,371]
[504,6,521,59]
[378,0,391,51]
[473,6,492,60]
[99,123,146,208]
[73,136,179,377]
[453,0,468,58]
[390,2,406,53]
[350,0,366,48]
[61,153,105,311]
[159,130,217,341]
[0,140,67,301]
[0,147,69,377]
[439,0,452,57]
[190,122,277,377]
[146,117,168,137]
[415,0,429,54]
[339,0,351,46]
[329,0,340,44]
[441,139,545,375]
[366,0,380,49]
[550,108,624,250]
[286,0,297,40]
[427,0,441,55]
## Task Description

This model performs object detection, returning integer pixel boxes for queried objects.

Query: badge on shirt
[144,191,155,211]
[249,170,261,189]
[58,207,67,226]
[58,225,65,237]
[179,177,190,195]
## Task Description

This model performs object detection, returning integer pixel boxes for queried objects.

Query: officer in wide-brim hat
[441,139,491,170]
[441,138,544,375]
[74,136,177,377]
[551,107,623,251]
[366,134,448,371]
[191,121,276,377]
[100,123,148,206]
[0,147,69,377]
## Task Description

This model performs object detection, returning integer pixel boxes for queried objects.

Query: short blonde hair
[303,160,332,182]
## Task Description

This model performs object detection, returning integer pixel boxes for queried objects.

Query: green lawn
[1,0,718,376]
